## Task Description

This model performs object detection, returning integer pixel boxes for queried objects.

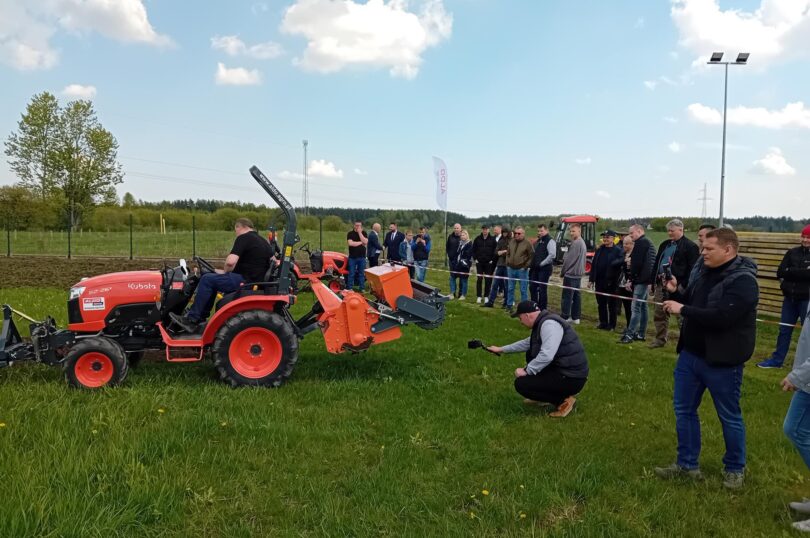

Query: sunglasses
[514,232,523,235]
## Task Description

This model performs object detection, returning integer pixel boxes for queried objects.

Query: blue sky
[1,0,809,218]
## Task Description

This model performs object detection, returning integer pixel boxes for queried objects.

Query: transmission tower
[698,183,712,220]
[302,139,309,215]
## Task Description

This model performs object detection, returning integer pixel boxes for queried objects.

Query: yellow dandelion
[519,512,527,519]
[519,484,525,489]
[469,511,476,519]
[481,489,489,496]
[92,429,98,435]
[0,423,6,428]
[157,409,165,414]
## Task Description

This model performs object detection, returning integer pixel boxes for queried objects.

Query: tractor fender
[201,295,290,345]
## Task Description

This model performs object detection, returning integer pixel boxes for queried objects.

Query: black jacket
[455,241,473,273]
[589,245,624,288]
[383,230,405,261]
[674,256,759,367]
[629,235,656,285]
[777,246,810,300]
[446,233,461,263]
[494,234,510,267]
[653,235,700,290]
[472,233,497,265]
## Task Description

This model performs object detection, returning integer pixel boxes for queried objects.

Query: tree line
[2,93,805,234]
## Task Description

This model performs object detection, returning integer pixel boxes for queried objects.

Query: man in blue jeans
[560,223,586,324]
[757,224,810,369]
[780,303,810,532]
[655,228,759,489]
[484,226,510,308]
[171,218,272,333]
[346,221,369,291]
[620,224,656,344]
[504,226,533,313]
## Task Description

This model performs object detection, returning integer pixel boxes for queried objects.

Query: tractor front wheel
[212,309,298,388]
[63,337,129,389]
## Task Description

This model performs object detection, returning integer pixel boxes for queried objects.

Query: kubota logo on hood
[128,283,158,291]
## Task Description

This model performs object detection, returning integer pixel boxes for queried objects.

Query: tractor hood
[68,271,162,332]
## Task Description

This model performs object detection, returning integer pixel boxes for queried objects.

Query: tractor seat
[214,266,277,311]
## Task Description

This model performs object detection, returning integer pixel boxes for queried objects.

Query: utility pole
[302,139,309,216]
[698,182,712,220]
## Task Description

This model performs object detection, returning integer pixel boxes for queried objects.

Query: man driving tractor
[171,218,273,333]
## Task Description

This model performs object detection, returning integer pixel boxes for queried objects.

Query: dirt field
[1,257,163,289]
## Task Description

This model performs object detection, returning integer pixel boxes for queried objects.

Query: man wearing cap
[487,300,589,418]
[266,225,281,258]
[758,224,810,369]
[589,230,624,330]
[649,219,700,349]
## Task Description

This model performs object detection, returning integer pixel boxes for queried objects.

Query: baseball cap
[802,224,810,237]
[511,300,541,318]
[600,229,617,237]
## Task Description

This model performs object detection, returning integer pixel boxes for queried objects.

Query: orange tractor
[0,166,447,389]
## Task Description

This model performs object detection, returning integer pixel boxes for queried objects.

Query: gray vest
[527,312,589,379]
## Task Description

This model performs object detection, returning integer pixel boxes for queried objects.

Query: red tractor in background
[0,166,447,389]
[287,242,348,293]
[554,215,599,274]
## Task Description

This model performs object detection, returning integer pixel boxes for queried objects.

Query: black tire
[212,309,298,388]
[63,337,129,389]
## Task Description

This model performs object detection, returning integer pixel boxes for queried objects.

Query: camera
[661,263,673,282]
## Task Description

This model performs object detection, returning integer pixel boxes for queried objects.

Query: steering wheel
[194,256,217,275]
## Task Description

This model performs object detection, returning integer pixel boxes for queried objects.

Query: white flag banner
[433,156,448,211]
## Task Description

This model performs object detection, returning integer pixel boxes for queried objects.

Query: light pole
[707,51,749,227]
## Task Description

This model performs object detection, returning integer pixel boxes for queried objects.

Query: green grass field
[0,260,804,536]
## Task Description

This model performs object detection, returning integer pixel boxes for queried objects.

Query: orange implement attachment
[364,265,413,306]
[311,281,401,353]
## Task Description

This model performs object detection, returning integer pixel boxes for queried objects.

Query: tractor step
[156,323,205,362]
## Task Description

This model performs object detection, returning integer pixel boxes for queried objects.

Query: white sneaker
[458,296,466,301]
[476,297,482,304]
[793,519,810,532]
[791,500,810,515]
[572,319,581,325]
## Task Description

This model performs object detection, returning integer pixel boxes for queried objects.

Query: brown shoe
[647,340,667,349]
[549,396,576,418]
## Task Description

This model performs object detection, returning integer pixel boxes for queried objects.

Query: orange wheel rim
[229,328,283,379]
[329,279,342,292]
[74,352,114,388]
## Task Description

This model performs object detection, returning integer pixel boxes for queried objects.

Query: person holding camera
[487,300,589,418]
[649,219,700,349]
[655,228,759,489]
[413,232,430,282]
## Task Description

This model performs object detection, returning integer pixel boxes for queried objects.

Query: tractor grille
[67,298,83,324]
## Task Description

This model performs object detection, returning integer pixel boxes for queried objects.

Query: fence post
[6,220,10,257]
[129,213,134,260]
[192,214,196,258]
[67,223,72,259]
[319,216,323,251]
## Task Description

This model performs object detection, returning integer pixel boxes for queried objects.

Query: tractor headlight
[68,286,85,300]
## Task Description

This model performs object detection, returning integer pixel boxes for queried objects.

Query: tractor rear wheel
[212,309,298,388]
[63,337,129,389]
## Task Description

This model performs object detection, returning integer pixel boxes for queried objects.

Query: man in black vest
[655,228,759,489]
[488,300,589,418]
[530,224,556,310]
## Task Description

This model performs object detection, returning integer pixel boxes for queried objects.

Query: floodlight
[709,52,724,62]
[736,52,750,64]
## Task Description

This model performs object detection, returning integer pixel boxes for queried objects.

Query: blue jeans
[414,260,428,282]
[347,256,366,290]
[448,264,457,295]
[560,276,582,320]
[530,265,553,310]
[674,350,746,473]
[785,390,810,470]
[624,284,649,337]
[506,268,529,307]
[488,266,508,305]
[187,272,245,322]
[768,297,809,365]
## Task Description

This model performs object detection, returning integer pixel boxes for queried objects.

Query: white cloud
[280,0,453,79]
[353,168,368,175]
[278,170,304,180]
[595,190,611,199]
[751,147,796,175]
[663,116,679,123]
[62,84,96,99]
[668,141,682,153]
[635,17,645,28]
[215,62,262,85]
[0,0,170,70]
[687,101,810,129]
[574,157,592,165]
[671,0,810,68]
[308,159,344,178]
[211,35,284,60]
[644,80,658,90]
[644,75,680,90]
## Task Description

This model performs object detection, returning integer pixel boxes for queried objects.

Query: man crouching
[488,300,589,417]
